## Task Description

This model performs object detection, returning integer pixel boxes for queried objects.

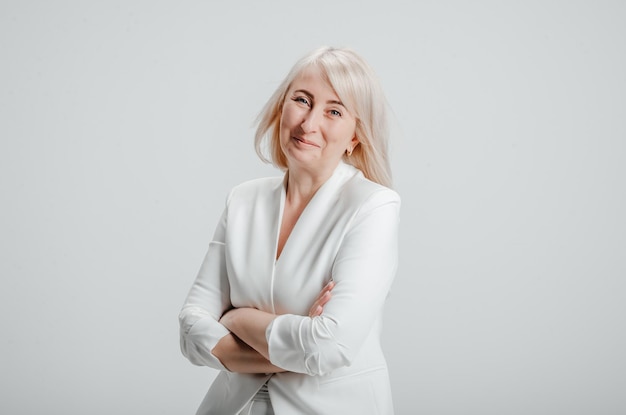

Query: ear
[350,135,359,147]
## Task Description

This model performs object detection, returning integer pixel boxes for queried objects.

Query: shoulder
[335,166,401,238]
[226,176,283,205]
[340,165,401,212]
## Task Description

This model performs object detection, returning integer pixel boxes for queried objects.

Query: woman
[179,46,400,415]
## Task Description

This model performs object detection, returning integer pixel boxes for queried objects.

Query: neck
[285,162,339,205]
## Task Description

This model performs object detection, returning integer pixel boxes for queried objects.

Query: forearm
[212,333,285,373]
[220,308,276,360]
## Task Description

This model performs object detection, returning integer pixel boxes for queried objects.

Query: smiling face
[279,66,358,178]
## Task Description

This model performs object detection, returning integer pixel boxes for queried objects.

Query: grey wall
[1,1,624,414]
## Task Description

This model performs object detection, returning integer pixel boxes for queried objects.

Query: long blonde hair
[254,46,393,188]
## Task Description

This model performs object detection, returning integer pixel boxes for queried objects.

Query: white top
[179,161,400,414]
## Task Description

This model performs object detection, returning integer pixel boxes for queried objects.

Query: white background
[1,1,625,414]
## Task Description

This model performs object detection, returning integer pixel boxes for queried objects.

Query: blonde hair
[254,46,393,188]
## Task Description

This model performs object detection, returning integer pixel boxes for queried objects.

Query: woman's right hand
[308,280,335,317]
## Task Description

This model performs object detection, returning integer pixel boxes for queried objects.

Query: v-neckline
[274,180,305,263]
[273,162,351,263]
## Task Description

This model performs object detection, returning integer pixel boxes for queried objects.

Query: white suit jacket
[179,162,400,414]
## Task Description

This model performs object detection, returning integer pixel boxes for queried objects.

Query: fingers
[308,281,335,317]
[317,280,335,298]
[317,290,332,307]
[310,305,323,317]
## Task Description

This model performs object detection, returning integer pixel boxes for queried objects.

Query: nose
[300,108,322,133]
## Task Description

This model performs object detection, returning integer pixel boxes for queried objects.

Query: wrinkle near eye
[293,96,310,106]
[329,109,342,117]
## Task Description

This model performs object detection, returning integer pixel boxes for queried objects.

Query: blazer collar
[281,160,361,195]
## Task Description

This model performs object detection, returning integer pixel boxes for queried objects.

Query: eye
[329,109,342,117]
[292,96,310,106]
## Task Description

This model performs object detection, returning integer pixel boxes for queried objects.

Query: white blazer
[180,161,400,414]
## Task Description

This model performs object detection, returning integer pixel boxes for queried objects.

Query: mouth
[292,136,319,147]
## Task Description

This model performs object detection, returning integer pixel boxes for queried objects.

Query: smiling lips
[292,136,319,147]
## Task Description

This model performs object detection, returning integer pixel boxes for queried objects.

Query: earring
[346,147,353,156]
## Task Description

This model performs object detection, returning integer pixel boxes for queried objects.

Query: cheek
[280,105,299,130]
[279,110,292,143]
[330,123,356,145]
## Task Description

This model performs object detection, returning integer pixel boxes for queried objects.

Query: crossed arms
[212,281,334,373]
[179,189,399,376]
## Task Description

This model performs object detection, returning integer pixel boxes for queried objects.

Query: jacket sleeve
[179,207,232,371]
[265,188,400,376]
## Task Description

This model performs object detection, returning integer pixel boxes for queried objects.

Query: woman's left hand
[308,280,335,317]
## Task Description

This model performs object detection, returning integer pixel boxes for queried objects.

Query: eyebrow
[294,89,346,108]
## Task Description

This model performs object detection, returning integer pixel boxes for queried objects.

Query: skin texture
[279,67,358,188]
[212,67,355,373]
